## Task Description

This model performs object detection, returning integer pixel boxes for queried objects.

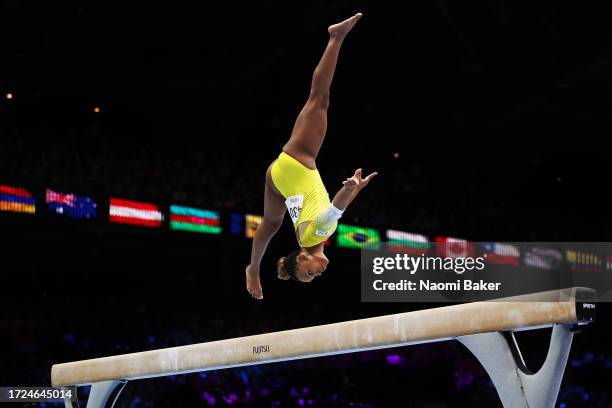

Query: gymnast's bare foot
[328,13,363,39]
[246,265,263,300]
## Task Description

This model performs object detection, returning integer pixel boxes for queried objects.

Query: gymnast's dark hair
[277,249,302,282]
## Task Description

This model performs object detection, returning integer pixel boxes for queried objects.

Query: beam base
[458,323,574,408]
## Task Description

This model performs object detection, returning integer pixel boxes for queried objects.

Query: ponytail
[277,257,291,280]
[277,249,302,282]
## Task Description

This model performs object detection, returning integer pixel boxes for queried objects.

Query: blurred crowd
[0,120,449,233]
[0,119,539,242]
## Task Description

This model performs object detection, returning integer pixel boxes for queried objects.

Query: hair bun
[277,257,290,280]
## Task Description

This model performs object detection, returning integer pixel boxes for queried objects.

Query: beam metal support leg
[88,380,127,408]
[87,380,127,408]
[64,380,127,408]
[63,395,75,408]
[458,323,574,408]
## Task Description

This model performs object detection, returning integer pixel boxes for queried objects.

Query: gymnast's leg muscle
[283,13,363,169]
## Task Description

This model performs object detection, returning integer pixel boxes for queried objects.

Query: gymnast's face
[295,250,329,282]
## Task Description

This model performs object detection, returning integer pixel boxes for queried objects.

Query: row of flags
[340,228,588,271]
[1,184,221,232]
[336,226,526,264]
[0,184,609,271]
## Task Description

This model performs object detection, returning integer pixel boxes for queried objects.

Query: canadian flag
[435,237,474,258]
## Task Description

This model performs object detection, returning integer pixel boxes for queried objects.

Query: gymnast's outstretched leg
[283,13,363,168]
[246,13,364,299]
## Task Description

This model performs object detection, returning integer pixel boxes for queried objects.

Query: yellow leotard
[270,152,338,248]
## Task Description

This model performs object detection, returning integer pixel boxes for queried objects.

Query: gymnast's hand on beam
[342,168,378,192]
[246,264,264,300]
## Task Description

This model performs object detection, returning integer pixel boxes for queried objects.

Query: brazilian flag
[337,224,381,250]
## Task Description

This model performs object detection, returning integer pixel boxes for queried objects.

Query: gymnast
[246,13,377,299]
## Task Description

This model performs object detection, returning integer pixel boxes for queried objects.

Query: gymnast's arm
[248,186,286,275]
[248,217,282,273]
[331,168,378,211]
[246,205,284,299]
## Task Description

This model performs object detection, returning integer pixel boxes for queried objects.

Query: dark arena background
[2,1,612,407]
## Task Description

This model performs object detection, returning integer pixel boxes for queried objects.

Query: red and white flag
[482,242,520,266]
[109,198,163,227]
[435,236,474,258]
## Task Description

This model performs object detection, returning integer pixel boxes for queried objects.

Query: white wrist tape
[329,204,344,219]
[316,204,344,229]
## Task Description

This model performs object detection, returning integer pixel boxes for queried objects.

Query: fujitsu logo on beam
[252,345,270,354]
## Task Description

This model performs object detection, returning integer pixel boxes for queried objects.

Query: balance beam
[51,287,596,408]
